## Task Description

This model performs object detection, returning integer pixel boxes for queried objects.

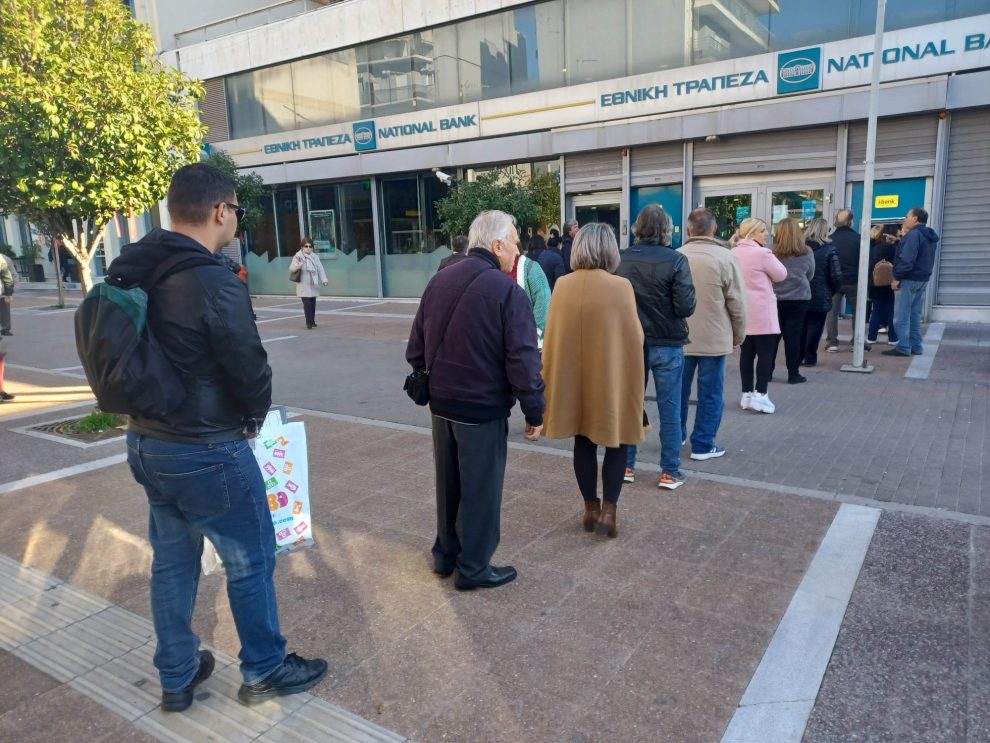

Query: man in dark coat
[883,207,940,357]
[560,220,578,274]
[537,234,565,291]
[407,210,545,591]
[116,164,326,712]
[438,234,469,271]
[825,209,870,351]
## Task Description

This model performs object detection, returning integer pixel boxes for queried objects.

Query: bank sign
[224,13,990,168]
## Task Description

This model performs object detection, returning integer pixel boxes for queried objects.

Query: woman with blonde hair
[771,218,815,384]
[541,223,647,537]
[801,217,843,366]
[732,218,787,413]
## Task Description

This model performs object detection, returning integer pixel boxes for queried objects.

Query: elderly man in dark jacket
[883,206,940,358]
[407,210,545,591]
[113,164,326,712]
[616,204,696,491]
[825,209,870,351]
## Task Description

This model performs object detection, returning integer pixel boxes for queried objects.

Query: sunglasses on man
[215,202,245,224]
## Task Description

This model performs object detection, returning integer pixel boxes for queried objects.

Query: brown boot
[583,499,601,532]
[598,501,618,538]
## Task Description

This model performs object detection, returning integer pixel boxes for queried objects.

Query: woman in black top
[801,218,843,366]
[867,224,899,344]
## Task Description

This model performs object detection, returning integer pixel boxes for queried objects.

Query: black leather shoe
[238,653,328,705]
[454,565,517,591]
[433,561,454,578]
[161,650,215,712]
[788,375,807,384]
[882,348,911,357]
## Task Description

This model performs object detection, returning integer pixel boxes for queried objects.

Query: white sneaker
[748,392,775,414]
[878,327,887,335]
[740,392,753,410]
[826,345,839,353]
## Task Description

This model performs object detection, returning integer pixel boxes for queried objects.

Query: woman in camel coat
[542,223,647,537]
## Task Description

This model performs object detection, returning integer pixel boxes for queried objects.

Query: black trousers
[573,435,627,505]
[431,415,507,582]
[300,297,316,326]
[739,334,778,394]
[775,300,809,381]
[802,310,828,365]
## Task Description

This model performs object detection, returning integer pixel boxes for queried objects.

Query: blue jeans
[126,432,286,691]
[868,296,898,343]
[680,355,726,454]
[893,279,927,354]
[626,345,684,475]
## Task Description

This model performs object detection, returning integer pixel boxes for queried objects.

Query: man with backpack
[103,164,326,711]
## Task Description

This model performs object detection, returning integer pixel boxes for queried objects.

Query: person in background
[527,228,547,260]
[617,204,696,491]
[867,224,899,345]
[560,220,579,274]
[541,223,646,537]
[547,228,561,249]
[289,237,328,329]
[771,217,815,384]
[678,208,747,463]
[537,230,566,291]
[405,210,545,590]
[0,252,16,337]
[438,235,470,271]
[0,334,12,401]
[733,218,787,414]
[801,218,843,367]
[882,206,940,358]
[511,249,551,349]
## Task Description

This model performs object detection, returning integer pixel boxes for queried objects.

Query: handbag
[404,268,487,406]
[872,258,893,288]
[289,265,302,283]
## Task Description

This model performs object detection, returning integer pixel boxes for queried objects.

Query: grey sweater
[772,252,815,301]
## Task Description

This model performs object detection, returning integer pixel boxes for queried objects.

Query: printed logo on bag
[273,448,285,459]
[293,500,303,515]
[294,521,309,534]
[264,439,277,449]
[283,462,294,475]
[263,462,276,475]
[285,480,299,493]
[264,476,278,489]
[777,48,822,94]
[353,121,377,152]
[276,527,292,541]
[277,436,289,446]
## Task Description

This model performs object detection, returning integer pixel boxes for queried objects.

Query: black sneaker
[237,653,328,705]
[0,392,14,401]
[161,650,215,712]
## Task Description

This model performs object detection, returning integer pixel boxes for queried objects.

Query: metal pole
[843,0,885,374]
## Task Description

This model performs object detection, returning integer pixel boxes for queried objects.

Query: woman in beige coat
[289,237,328,329]
[541,223,647,537]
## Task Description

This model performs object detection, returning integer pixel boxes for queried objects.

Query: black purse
[404,269,486,406]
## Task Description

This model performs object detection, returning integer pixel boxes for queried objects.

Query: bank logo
[777,48,822,95]
[352,121,377,152]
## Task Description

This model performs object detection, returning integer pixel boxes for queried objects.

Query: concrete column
[370,176,385,299]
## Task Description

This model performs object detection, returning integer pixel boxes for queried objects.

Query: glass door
[572,192,621,239]
[700,189,757,241]
[770,187,825,230]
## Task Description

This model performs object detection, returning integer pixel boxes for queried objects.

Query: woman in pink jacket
[732,218,787,414]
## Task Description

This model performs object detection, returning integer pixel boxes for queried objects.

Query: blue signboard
[850,177,927,222]
[801,200,817,219]
[736,205,751,222]
[352,121,377,152]
[777,47,822,95]
[631,186,683,248]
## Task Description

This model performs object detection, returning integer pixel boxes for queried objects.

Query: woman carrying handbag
[289,238,328,329]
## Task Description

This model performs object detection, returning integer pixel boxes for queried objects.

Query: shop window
[301,181,377,296]
[565,0,626,84]
[380,173,451,297]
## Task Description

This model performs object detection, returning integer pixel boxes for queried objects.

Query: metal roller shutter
[693,127,837,176]
[631,143,682,186]
[200,78,230,144]
[564,150,622,193]
[936,110,990,307]
[846,115,937,179]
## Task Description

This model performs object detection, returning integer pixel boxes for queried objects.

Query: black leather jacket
[107,229,272,443]
[807,240,843,314]
[615,239,696,346]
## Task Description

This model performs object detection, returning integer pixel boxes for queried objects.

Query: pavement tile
[675,565,794,629]
[0,649,61,715]
[703,534,811,585]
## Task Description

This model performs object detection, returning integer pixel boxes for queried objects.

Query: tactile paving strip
[0,553,408,742]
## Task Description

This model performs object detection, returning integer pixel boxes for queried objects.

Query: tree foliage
[435,171,540,239]
[529,171,562,232]
[0,0,204,292]
[202,149,267,235]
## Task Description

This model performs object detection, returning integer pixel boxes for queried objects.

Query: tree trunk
[77,261,94,296]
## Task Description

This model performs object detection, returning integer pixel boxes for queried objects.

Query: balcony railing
[174,0,344,48]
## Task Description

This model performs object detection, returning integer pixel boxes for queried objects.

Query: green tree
[435,171,539,240]
[202,149,267,235]
[529,171,562,232]
[0,0,204,293]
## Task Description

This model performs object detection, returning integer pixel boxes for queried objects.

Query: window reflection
[380,173,451,297]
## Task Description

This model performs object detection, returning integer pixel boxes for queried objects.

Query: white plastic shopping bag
[201,417,313,575]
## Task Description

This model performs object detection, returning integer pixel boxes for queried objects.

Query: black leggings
[573,435,628,505]
[301,296,316,325]
[775,300,809,381]
[739,334,778,394]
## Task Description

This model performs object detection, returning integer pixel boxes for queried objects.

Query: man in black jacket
[882,206,940,357]
[537,234,565,290]
[560,219,578,274]
[616,204,696,490]
[117,164,326,712]
[825,209,870,351]
[406,210,545,590]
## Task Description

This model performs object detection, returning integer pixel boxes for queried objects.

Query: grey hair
[686,208,717,237]
[570,223,620,272]
[468,210,516,251]
[562,219,578,234]
[835,208,854,227]
[803,217,830,244]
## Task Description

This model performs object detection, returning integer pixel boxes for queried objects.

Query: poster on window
[308,209,337,258]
